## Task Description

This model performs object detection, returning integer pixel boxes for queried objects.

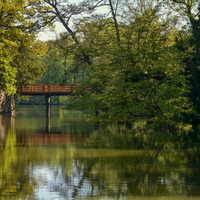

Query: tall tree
[0,0,47,95]
[0,0,21,94]
[163,0,200,124]
[77,7,191,124]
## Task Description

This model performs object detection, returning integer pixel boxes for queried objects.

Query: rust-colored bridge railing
[20,84,87,95]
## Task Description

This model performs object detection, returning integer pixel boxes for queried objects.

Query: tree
[32,0,192,127]
[0,0,20,95]
[162,0,200,125]
[0,0,48,113]
[91,10,189,123]
[56,1,189,124]
[0,0,47,94]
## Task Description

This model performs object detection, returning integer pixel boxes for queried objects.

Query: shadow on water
[1,105,200,199]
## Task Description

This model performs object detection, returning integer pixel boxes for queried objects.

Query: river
[0,105,200,200]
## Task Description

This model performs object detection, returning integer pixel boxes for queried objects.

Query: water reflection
[45,112,50,133]
[0,114,14,141]
[0,105,200,199]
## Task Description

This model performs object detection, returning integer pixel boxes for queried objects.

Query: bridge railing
[20,84,81,95]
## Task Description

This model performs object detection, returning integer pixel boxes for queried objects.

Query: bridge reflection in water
[0,111,79,145]
[20,134,76,145]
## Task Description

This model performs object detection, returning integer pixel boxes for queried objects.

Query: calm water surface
[0,105,200,200]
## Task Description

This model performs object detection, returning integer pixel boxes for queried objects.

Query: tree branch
[108,0,120,43]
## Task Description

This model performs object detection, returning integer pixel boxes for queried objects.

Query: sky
[37,22,66,41]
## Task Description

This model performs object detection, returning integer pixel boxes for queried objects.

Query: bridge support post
[45,94,51,115]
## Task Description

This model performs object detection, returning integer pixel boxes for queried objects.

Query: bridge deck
[20,84,84,95]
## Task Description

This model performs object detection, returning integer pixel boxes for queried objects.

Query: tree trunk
[0,90,14,114]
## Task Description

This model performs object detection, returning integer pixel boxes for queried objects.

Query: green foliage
[13,35,47,85]
[64,7,192,126]
[164,0,200,125]
[0,0,19,95]
[0,41,17,95]
[40,41,66,84]
[0,0,47,96]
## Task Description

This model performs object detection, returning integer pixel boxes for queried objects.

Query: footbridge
[20,84,90,114]
[20,84,86,95]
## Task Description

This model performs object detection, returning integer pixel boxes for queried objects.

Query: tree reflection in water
[0,129,35,198]
[1,108,200,199]
[28,155,129,199]
[19,145,200,199]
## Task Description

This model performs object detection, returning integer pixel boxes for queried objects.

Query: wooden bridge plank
[20,84,83,95]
